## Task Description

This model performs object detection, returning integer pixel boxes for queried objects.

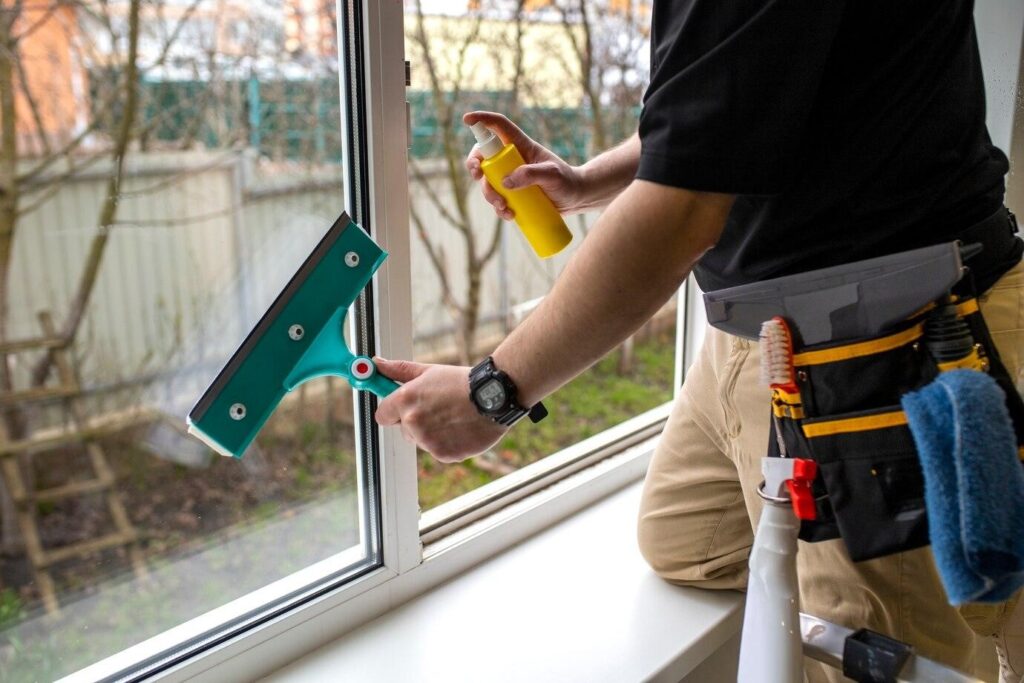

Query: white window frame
[61,2,692,681]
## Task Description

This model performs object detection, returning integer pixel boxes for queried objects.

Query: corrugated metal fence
[8,149,590,414]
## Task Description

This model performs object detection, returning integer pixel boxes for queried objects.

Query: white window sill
[264,482,744,683]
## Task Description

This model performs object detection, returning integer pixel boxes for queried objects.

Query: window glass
[0,2,374,679]
[404,0,668,510]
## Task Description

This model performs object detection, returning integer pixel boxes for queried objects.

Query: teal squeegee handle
[283,308,399,398]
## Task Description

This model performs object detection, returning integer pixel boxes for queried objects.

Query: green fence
[91,71,606,163]
[407,90,594,163]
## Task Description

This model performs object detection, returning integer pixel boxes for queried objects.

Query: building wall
[11,5,88,157]
[975,0,1024,155]
[405,14,586,109]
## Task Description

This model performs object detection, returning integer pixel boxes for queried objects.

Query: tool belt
[704,207,1024,562]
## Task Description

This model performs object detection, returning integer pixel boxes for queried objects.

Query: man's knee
[636,512,682,579]
[636,512,750,590]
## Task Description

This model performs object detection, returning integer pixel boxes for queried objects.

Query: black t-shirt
[637,0,1018,292]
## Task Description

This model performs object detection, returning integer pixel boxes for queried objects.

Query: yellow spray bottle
[470,122,573,259]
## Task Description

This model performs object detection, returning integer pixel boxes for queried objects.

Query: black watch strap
[469,357,548,426]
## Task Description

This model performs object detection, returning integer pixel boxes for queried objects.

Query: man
[376,1,1024,680]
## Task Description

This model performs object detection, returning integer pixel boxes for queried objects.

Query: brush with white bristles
[760,317,799,457]
[759,317,799,390]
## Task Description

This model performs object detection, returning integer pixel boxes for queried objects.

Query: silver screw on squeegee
[229,403,247,420]
[344,251,360,267]
[288,324,305,341]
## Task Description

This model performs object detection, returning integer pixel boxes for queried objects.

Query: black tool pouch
[768,320,934,559]
[768,297,1024,561]
[705,212,1024,562]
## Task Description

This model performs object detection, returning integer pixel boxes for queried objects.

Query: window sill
[264,482,744,683]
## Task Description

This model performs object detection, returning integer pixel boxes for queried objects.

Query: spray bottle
[470,122,573,259]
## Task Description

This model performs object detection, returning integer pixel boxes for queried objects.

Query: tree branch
[12,44,52,156]
[409,158,469,235]
[478,214,504,268]
[32,0,143,386]
[140,0,204,74]
[411,203,458,313]
[0,2,22,347]
[15,151,105,217]
[10,1,54,44]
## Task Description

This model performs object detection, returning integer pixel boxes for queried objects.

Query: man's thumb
[503,162,556,190]
[373,357,429,383]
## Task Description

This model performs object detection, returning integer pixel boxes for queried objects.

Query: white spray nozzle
[469,122,504,159]
[469,122,490,143]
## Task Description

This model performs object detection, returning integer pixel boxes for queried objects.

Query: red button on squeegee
[351,359,374,381]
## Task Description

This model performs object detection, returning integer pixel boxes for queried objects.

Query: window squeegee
[186,212,399,459]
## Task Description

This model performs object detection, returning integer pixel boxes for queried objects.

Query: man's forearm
[571,133,641,212]
[493,180,734,407]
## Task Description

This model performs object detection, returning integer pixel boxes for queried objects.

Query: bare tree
[0,0,208,551]
[0,1,26,412]
[556,0,649,153]
[0,1,212,401]
[14,1,317,387]
[407,0,519,365]
[42,0,143,377]
[405,0,650,367]
[555,0,649,372]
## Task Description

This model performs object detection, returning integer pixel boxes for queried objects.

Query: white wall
[975,0,1024,156]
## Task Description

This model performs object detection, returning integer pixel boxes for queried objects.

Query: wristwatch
[468,357,548,426]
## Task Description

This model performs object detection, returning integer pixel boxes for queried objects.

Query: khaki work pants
[638,259,1024,682]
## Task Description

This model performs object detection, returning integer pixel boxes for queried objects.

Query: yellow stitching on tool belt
[793,324,924,366]
[771,387,803,419]
[955,298,979,317]
[773,387,802,404]
[802,410,908,438]
[895,296,975,327]
[773,402,805,419]
[937,347,987,373]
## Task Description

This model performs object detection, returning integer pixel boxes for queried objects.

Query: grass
[417,331,675,510]
[418,456,497,506]
[0,590,23,631]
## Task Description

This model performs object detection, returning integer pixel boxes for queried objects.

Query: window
[0,1,380,679]
[404,0,672,520]
[0,0,677,675]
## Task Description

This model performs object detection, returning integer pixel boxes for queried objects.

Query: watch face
[475,379,507,412]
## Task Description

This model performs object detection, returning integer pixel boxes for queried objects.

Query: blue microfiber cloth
[901,369,1024,605]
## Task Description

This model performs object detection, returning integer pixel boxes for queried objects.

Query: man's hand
[464,111,586,219]
[373,357,509,463]
[465,111,641,219]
